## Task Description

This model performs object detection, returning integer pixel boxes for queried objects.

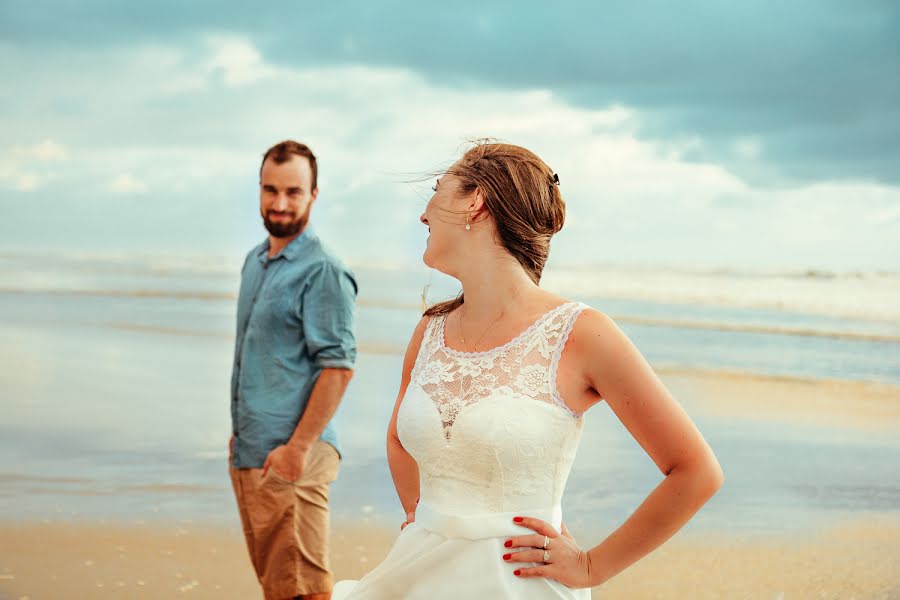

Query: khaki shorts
[230,440,341,599]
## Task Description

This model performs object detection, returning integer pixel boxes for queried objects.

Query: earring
[465,215,471,230]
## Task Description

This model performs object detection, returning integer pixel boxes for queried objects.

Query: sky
[1,1,898,272]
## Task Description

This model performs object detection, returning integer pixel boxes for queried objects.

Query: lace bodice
[397,301,588,514]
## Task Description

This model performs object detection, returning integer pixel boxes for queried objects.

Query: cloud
[15,140,68,161]
[204,35,274,87]
[0,34,896,272]
[732,137,762,161]
[110,174,148,194]
[14,173,39,191]
[0,139,69,191]
[1,1,897,185]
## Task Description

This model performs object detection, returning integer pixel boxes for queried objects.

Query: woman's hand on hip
[502,517,594,589]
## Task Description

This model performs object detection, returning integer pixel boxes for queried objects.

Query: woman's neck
[456,260,537,322]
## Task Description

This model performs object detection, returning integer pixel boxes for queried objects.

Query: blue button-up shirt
[230,227,358,469]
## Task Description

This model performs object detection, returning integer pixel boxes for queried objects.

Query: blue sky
[1,1,898,271]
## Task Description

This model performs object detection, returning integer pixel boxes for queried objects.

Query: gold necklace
[459,285,523,352]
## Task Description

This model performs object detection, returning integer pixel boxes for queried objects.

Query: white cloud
[204,35,274,87]
[110,174,148,194]
[1,36,898,271]
[0,140,67,192]
[868,204,900,225]
[15,173,39,191]
[15,139,69,161]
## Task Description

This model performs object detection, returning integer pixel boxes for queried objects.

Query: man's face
[259,155,318,238]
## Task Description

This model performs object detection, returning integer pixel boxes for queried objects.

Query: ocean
[1,251,898,539]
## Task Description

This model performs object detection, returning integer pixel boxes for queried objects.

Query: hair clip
[552,173,560,185]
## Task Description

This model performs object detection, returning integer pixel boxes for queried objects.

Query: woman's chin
[423,245,460,277]
[422,246,435,268]
[421,251,444,274]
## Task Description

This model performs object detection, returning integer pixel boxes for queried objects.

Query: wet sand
[1,371,898,598]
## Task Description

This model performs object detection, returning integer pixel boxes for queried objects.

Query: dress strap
[410,313,442,383]
[548,302,590,416]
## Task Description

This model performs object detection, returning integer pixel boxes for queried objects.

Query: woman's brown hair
[423,140,565,317]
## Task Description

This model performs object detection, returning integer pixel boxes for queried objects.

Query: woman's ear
[470,188,489,223]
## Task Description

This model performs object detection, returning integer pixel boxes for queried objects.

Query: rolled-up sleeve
[302,260,358,369]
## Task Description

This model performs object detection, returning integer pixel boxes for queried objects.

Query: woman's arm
[387,316,429,520]
[576,309,724,586]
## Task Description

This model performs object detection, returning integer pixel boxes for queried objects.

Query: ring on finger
[542,535,550,550]
[543,550,550,563]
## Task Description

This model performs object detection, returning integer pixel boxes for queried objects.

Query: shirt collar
[256,226,316,263]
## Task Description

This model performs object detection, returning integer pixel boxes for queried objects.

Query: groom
[229,140,358,600]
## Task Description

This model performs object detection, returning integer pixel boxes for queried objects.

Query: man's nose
[274,194,289,210]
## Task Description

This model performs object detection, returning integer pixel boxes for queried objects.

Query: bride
[333,141,724,599]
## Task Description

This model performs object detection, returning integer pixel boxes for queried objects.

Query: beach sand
[2,370,898,599]
[1,517,898,599]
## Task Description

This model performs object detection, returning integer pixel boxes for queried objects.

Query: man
[230,140,357,600]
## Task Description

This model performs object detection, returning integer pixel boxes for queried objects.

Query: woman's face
[419,171,470,275]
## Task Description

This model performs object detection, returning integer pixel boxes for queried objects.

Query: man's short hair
[260,140,318,190]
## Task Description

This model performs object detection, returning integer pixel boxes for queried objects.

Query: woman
[333,141,724,598]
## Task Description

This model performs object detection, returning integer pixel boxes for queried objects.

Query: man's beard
[263,209,309,238]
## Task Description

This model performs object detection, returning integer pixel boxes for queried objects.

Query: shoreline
[1,367,897,524]
[1,355,898,598]
[4,285,900,343]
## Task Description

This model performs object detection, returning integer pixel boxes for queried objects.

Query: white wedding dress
[333,301,592,599]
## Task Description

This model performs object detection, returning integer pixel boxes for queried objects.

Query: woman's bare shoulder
[566,304,623,353]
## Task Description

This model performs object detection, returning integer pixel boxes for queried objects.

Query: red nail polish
[504,540,512,548]
[513,517,523,522]
[503,553,511,560]
[514,569,521,576]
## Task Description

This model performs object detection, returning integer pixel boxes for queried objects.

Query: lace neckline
[438,301,577,358]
